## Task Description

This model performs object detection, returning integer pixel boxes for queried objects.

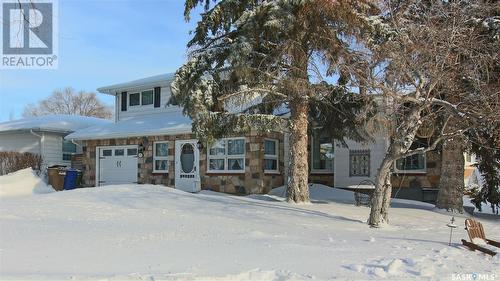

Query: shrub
[0,151,43,176]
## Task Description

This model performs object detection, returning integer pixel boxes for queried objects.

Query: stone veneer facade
[81,131,284,194]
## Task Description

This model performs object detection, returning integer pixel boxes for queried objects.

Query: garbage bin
[64,169,79,190]
[47,166,65,191]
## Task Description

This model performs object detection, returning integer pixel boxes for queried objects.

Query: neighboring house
[0,115,110,168]
[66,73,442,202]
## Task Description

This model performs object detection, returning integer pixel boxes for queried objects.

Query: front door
[175,139,201,192]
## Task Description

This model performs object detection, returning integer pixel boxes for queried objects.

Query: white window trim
[264,138,279,174]
[207,137,246,173]
[153,141,169,173]
[310,134,334,174]
[128,89,154,109]
[394,153,427,174]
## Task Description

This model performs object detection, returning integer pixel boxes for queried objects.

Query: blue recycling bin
[63,169,79,190]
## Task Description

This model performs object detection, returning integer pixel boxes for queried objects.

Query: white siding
[0,132,41,154]
[334,137,388,188]
[117,86,183,121]
[41,133,69,167]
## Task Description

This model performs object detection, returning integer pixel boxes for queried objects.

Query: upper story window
[264,139,279,173]
[311,130,334,173]
[129,89,154,107]
[62,140,77,161]
[208,138,245,173]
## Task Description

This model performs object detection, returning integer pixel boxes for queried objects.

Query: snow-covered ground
[0,178,498,280]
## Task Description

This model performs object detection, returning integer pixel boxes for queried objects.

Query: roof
[97,73,175,95]
[0,115,111,134]
[65,112,192,140]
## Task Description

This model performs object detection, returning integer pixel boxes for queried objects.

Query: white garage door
[98,145,138,186]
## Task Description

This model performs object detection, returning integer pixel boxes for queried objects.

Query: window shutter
[154,87,161,108]
[121,92,127,111]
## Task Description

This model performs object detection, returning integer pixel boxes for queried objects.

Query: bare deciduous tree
[23,87,113,119]
[360,0,499,227]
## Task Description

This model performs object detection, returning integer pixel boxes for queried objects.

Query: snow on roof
[97,73,175,95]
[0,115,111,134]
[65,112,192,140]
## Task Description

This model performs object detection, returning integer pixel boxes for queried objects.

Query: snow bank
[463,196,499,216]
[269,183,435,209]
[269,184,357,203]
[0,168,54,197]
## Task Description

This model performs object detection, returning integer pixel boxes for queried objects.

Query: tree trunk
[368,157,394,227]
[436,137,464,212]
[287,96,310,203]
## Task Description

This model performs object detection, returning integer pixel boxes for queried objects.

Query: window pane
[63,154,72,161]
[155,142,168,157]
[141,90,153,105]
[396,154,425,170]
[129,93,140,106]
[209,140,225,156]
[228,139,244,155]
[155,160,168,171]
[264,140,276,155]
[63,140,77,153]
[102,149,112,156]
[265,159,277,171]
[209,159,225,170]
[127,148,137,156]
[114,149,124,156]
[228,158,244,170]
[350,150,370,176]
[312,132,334,170]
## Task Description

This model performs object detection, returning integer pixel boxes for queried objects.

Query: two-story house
[66,73,443,202]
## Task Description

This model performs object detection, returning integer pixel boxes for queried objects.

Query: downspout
[30,129,43,157]
[30,129,45,171]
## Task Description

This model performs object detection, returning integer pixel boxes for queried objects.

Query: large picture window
[311,130,334,172]
[264,139,279,173]
[153,141,169,173]
[208,138,245,172]
[395,154,426,173]
[129,89,154,107]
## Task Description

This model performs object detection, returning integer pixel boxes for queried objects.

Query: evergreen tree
[171,0,377,202]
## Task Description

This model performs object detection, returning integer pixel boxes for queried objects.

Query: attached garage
[97,145,138,186]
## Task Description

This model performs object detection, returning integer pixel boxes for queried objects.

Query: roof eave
[65,127,192,141]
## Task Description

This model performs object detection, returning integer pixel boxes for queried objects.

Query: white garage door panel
[98,146,138,186]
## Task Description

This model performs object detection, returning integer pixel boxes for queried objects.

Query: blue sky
[0,0,200,121]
